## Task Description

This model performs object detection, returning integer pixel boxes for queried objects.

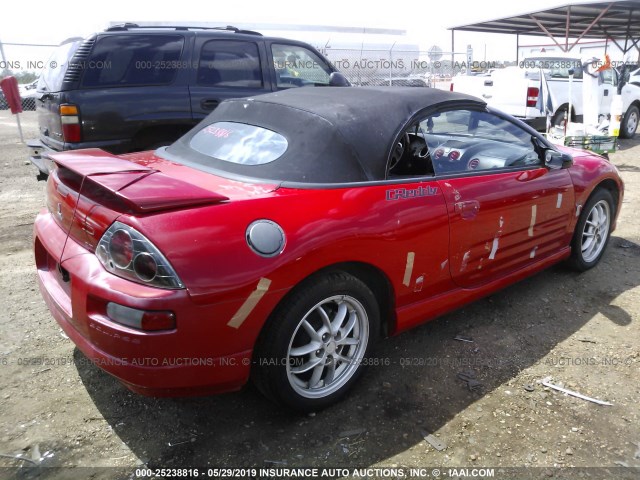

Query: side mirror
[329,72,351,87]
[545,150,573,169]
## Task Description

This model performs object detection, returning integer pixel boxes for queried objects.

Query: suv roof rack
[105,23,263,36]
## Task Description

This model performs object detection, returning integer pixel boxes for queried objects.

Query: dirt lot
[0,111,638,480]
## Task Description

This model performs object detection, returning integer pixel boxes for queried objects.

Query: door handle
[454,200,480,219]
[484,80,493,86]
[200,99,220,110]
[516,169,547,182]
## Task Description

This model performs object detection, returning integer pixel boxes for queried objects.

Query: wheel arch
[259,261,397,346]
[568,181,617,271]
[324,262,397,338]
[571,178,620,247]
[627,99,640,111]
[590,178,621,220]
[553,103,577,122]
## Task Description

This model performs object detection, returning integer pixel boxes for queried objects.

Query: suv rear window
[81,35,185,87]
[38,39,82,92]
[197,40,263,88]
[189,121,288,165]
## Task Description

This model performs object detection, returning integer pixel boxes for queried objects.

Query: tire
[552,107,571,127]
[620,105,639,139]
[567,189,615,271]
[252,272,380,412]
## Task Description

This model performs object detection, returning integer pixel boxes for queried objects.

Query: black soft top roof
[163,87,485,184]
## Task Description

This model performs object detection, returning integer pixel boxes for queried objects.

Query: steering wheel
[388,132,410,171]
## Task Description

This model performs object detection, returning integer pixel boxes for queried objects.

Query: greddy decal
[386,185,438,201]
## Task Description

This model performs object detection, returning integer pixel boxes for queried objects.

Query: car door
[188,38,270,121]
[267,42,333,89]
[418,108,575,288]
[599,69,617,116]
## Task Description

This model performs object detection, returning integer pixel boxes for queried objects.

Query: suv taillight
[60,104,81,143]
[526,87,539,108]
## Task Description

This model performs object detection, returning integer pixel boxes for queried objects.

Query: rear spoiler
[47,149,229,213]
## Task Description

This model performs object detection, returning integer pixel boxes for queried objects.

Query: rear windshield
[38,40,82,92]
[189,121,288,165]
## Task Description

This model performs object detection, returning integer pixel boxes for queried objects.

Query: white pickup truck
[451,56,639,139]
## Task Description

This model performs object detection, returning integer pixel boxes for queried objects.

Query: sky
[0,0,606,69]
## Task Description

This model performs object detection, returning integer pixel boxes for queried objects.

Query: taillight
[96,222,184,289]
[132,253,158,282]
[450,83,454,92]
[526,87,539,108]
[60,104,81,143]
[106,302,176,331]
[109,229,134,268]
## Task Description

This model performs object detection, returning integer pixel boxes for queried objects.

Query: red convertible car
[35,87,623,411]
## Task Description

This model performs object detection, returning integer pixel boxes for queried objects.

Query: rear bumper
[34,210,253,396]
[27,139,53,180]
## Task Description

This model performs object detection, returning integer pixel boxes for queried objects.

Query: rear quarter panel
[121,181,454,350]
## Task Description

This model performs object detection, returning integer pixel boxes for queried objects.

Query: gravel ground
[0,111,638,480]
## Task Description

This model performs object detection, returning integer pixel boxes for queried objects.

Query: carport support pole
[451,30,455,73]
[516,34,520,62]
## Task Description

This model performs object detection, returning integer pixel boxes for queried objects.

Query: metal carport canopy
[449,0,640,57]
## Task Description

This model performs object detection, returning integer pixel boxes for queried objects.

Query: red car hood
[556,144,608,161]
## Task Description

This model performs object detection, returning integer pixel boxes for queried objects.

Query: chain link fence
[0,41,54,112]
[323,49,469,89]
[0,94,36,111]
[0,90,37,111]
[0,90,37,112]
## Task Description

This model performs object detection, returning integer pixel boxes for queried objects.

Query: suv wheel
[620,105,639,139]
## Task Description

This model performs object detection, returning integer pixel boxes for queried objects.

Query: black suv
[29,24,348,177]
